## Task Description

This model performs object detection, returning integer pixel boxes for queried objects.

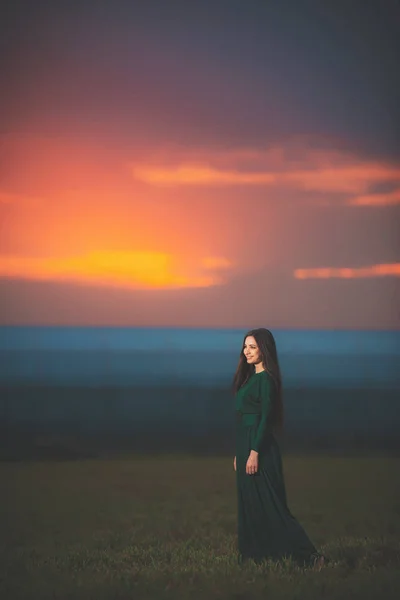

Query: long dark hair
[233,328,283,430]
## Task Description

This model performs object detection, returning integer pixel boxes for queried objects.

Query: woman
[233,328,324,568]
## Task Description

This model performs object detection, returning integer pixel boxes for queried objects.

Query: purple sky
[1,0,399,329]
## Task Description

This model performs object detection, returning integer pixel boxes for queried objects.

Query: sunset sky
[1,0,399,329]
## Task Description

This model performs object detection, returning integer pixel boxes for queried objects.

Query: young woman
[233,328,324,568]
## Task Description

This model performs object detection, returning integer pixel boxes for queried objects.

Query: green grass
[1,455,400,599]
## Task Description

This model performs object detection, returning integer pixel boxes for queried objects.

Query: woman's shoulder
[257,370,274,390]
[256,370,269,379]
[251,370,269,390]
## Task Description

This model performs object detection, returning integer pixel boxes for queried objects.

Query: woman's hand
[233,456,236,471]
[246,450,258,475]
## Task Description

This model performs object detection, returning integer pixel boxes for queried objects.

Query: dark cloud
[1,0,399,154]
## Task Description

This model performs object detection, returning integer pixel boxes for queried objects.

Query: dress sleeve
[251,374,272,452]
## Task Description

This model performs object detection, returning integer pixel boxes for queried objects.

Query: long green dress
[235,370,320,565]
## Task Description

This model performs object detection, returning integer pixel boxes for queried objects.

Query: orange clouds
[294,263,400,279]
[1,132,399,303]
[0,251,232,289]
[348,188,400,206]
[284,164,400,195]
[131,145,400,205]
[132,165,276,186]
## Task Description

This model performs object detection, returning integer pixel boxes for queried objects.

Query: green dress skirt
[235,371,320,565]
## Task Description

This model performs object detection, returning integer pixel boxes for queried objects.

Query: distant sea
[1,326,399,389]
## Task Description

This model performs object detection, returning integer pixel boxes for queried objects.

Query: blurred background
[1,0,399,459]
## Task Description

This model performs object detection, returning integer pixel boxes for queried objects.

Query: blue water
[0,326,399,389]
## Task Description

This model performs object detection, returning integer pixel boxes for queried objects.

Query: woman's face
[243,336,262,366]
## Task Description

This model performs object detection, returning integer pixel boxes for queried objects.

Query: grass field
[1,455,400,599]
